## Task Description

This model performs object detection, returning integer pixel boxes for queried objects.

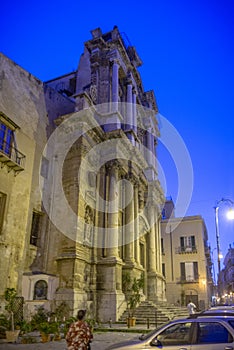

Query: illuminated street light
[214,198,234,275]
[226,207,234,220]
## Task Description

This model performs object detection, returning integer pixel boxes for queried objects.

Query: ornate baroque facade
[0,26,165,322]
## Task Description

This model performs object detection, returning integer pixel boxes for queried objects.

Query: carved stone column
[106,162,119,257]
[112,60,119,111]
[146,128,154,166]
[126,84,133,128]
[96,164,125,324]
[148,205,156,272]
[134,181,140,264]
[156,216,161,271]
[124,175,135,264]
[96,166,106,258]
[147,203,159,302]
[132,89,137,133]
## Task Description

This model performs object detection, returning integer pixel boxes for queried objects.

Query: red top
[65,320,93,350]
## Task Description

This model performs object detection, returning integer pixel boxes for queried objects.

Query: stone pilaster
[146,204,158,302]
[157,216,163,273]
[96,256,125,322]
[147,205,156,272]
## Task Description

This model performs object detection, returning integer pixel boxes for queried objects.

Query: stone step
[119,300,188,326]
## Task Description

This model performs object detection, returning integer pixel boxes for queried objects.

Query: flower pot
[5,330,20,343]
[40,332,51,342]
[127,317,136,327]
[53,333,61,341]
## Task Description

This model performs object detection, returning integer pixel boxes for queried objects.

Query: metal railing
[177,276,199,284]
[176,246,197,254]
[0,140,26,169]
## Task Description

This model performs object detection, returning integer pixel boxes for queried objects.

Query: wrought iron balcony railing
[176,245,197,254]
[0,140,25,173]
[177,276,199,284]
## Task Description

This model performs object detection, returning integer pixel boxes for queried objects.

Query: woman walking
[66,309,93,350]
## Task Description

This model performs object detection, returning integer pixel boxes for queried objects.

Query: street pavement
[0,328,147,349]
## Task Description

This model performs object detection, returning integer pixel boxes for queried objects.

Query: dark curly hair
[77,309,86,320]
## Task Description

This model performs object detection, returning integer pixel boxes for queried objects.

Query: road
[0,331,140,349]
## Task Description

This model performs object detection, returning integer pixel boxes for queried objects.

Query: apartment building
[161,199,213,310]
[218,245,234,304]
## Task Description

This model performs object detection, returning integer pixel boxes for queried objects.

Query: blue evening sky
[1,0,234,277]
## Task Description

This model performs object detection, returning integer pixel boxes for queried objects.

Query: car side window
[155,322,192,346]
[197,322,231,344]
[229,320,234,330]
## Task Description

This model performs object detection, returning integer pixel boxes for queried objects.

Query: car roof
[188,312,234,319]
[210,306,234,310]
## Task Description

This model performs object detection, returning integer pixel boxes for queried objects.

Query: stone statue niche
[83,205,94,246]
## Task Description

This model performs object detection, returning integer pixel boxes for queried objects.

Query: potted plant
[4,288,21,343]
[122,272,144,327]
[20,320,36,344]
[0,313,9,339]
[50,321,61,341]
[38,321,52,342]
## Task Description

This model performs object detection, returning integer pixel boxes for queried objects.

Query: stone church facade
[0,26,165,322]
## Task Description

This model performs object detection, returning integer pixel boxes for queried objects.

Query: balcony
[0,140,25,173]
[177,276,199,284]
[176,245,197,254]
[204,245,211,257]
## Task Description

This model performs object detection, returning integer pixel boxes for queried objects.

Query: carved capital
[110,58,120,67]
[106,160,120,174]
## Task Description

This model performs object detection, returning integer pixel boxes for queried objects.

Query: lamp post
[214,198,234,275]
[211,247,217,287]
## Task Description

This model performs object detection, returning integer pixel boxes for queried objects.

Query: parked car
[105,315,234,349]
[209,305,234,310]
[199,308,234,316]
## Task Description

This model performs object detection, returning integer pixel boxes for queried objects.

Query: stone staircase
[119,300,188,327]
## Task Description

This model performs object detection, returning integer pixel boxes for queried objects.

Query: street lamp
[214,198,234,275]
[211,247,217,286]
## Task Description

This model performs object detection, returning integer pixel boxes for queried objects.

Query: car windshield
[139,323,168,341]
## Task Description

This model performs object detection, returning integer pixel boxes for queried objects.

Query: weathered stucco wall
[0,54,48,296]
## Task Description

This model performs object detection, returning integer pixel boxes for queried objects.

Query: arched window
[34,280,48,300]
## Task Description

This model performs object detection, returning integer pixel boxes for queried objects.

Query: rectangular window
[0,122,14,156]
[162,263,166,277]
[180,235,196,252]
[180,262,186,281]
[161,238,164,254]
[197,322,230,344]
[194,261,198,280]
[180,262,198,282]
[30,211,42,246]
[185,262,194,281]
[0,192,7,234]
